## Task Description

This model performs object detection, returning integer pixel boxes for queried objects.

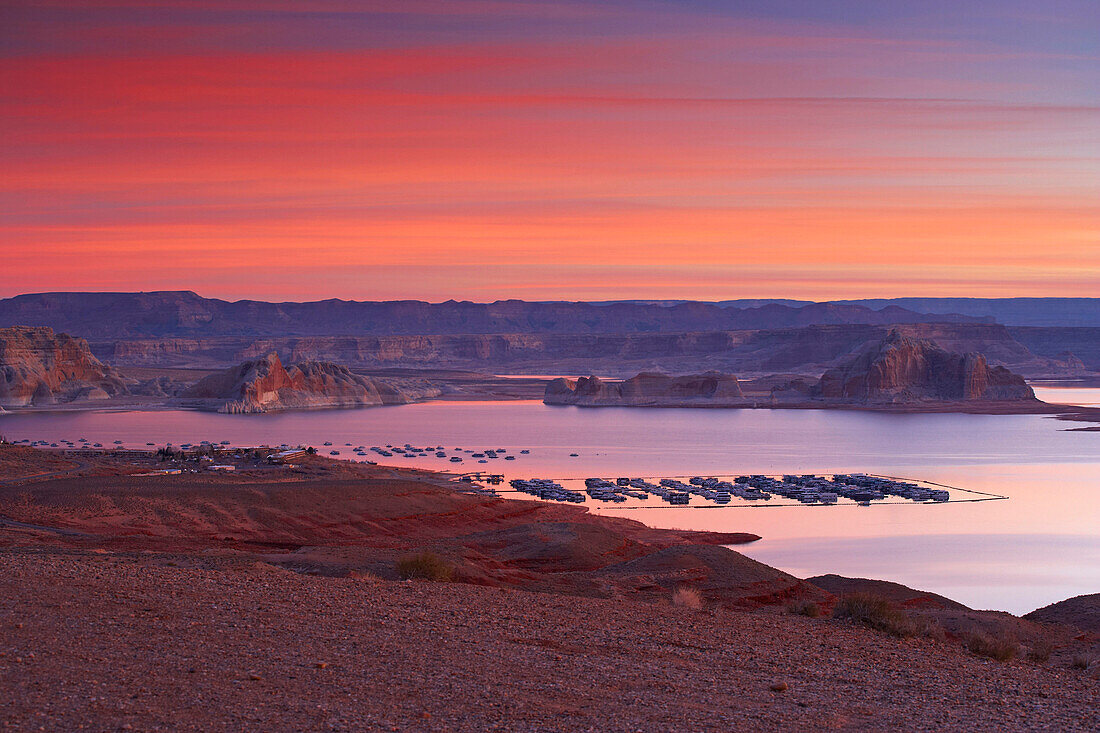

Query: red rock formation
[90,322,1084,380]
[814,330,1036,403]
[545,372,745,406]
[0,326,126,407]
[181,352,425,413]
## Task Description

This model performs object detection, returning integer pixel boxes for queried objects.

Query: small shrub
[788,600,823,618]
[1026,639,1054,663]
[395,552,453,582]
[349,570,382,582]
[1071,654,1094,670]
[909,616,947,642]
[672,586,704,611]
[832,593,920,638]
[965,631,1018,662]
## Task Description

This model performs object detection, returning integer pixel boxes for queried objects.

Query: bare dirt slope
[809,574,970,611]
[1027,593,1100,634]
[1,550,1097,732]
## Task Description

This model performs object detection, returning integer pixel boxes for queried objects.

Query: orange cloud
[1,4,1096,300]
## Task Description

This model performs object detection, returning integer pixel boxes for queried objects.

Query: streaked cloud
[0,1,1096,299]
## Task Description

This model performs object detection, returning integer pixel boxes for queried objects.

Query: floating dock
[491,473,1006,508]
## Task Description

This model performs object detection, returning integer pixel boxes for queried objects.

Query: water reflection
[1,399,1097,613]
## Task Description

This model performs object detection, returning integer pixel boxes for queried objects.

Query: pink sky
[1,1,1097,300]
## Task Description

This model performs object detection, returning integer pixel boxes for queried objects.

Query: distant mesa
[0,326,128,407]
[180,352,436,413]
[0,290,992,340]
[545,371,744,406]
[811,329,1036,404]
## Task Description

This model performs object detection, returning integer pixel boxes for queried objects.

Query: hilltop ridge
[0,291,988,339]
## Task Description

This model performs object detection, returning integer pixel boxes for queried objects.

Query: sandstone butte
[179,352,431,413]
[0,326,127,408]
[813,329,1037,404]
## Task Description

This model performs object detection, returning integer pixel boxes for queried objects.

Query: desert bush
[788,600,823,618]
[832,593,922,638]
[909,616,947,642]
[965,631,1019,662]
[349,569,382,582]
[1026,638,1054,663]
[672,586,705,611]
[395,552,453,582]
[1071,654,1094,670]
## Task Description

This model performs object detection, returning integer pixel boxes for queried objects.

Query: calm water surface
[1032,385,1100,406]
[2,398,1098,614]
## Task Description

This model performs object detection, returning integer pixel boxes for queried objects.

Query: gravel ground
[1,549,1097,732]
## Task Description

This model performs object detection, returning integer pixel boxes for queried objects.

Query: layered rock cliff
[0,326,127,407]
[180,353,433,413]
[545,372,745,407]
[87,321,1085,379]
[813,331,1036,404]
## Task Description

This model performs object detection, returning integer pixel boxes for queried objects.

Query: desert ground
[0,444,1098,731]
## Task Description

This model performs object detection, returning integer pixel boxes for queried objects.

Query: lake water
[2,398,1098,614]
[1032,384,1100,407]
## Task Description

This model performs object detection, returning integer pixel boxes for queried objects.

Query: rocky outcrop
[545,372,745,407]
[0,327,127,407]
[813,331,1036,404]
[179,353,433,413]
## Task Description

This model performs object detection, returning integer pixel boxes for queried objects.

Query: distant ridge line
[0,291,995,340]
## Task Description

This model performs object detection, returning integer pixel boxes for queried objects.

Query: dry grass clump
[348,570,383,582]
[965,631,1019,662]
[1071,654,1094,671]
[787,600,823,618]
[1026,638,1054,663]
[672,586,705,611]
[395,552,454,582]
[832,593,925,639]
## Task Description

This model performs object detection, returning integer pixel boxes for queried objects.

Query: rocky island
[547,331,1042,412]
[812,330,1037,404]
[179,352,440,413]
[545,371,745,407]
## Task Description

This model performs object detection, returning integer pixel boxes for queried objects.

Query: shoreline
[1,442,1097,730]
[4,394,1097,422]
